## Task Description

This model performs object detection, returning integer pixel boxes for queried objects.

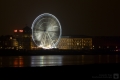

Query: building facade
[13,26,33,50]
[22,26,32,50]
[92,36,120,51]
[57,35,92,50]
[0,35,18,49]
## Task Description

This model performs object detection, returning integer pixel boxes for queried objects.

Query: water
[0,55,119,67]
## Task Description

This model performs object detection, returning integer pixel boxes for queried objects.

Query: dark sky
[0,0,120,36]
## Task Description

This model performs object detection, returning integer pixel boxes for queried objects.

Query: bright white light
[31,13,62,49]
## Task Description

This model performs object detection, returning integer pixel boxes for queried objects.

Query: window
[10,37,12,39]
[14,30,17,32]
[99,46,101,48]
[19,30,23,32]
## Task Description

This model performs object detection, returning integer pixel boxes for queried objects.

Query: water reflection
[13,56,24,67]
[0,55,119,67]
[31,55,63,67]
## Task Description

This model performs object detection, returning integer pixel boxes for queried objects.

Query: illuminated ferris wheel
[31,13,62,49]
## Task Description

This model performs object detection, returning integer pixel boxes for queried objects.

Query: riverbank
[0,49,120,56]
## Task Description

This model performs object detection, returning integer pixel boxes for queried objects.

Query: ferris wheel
[31,13,62,49]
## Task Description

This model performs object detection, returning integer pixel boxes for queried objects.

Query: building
[57,35,92,50]
[92,36,120,51]
[0,35,18,49]
[22,26,32,50]
[13,26,35,50]
[13,29,23,49]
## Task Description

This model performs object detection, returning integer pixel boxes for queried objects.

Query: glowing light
[99,46,101,48]
[19,30,23,32]
[10,37,12,39]
[31,13,62,49]
[14,30,17,32]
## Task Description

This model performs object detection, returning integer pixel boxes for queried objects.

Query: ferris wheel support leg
[41,32,46,47]
[47,32,56,48]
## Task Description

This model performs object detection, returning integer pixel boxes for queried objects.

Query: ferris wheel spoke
[47,31,59,36]
[34,31,44,40]
[48,18,56,25]
[42,33,48,47]
[39,22,46,30]
[40,32,45,46]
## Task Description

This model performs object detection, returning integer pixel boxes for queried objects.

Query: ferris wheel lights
[32,13,62,49]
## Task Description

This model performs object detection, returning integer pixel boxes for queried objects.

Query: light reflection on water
[0,55,119,67]
[13,56,24,67]
[31,55,63,67]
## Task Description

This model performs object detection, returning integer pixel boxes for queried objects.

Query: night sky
[0,0,120,36]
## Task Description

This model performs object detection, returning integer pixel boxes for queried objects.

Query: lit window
[19,30,23,32]
[24,35,27,37]
[77,43,79,45]
[116,46,117,48]
[10,37,12,39]
[14,30,17,32]
[99,46,101,48]
[93,45,94,47]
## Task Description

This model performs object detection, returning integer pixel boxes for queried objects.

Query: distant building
[0,35,18,49]
[22,26,32,50]
[13,29,23,50]
[92,36,120,51]
[57,35,92,50]
[13,26,35,50]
